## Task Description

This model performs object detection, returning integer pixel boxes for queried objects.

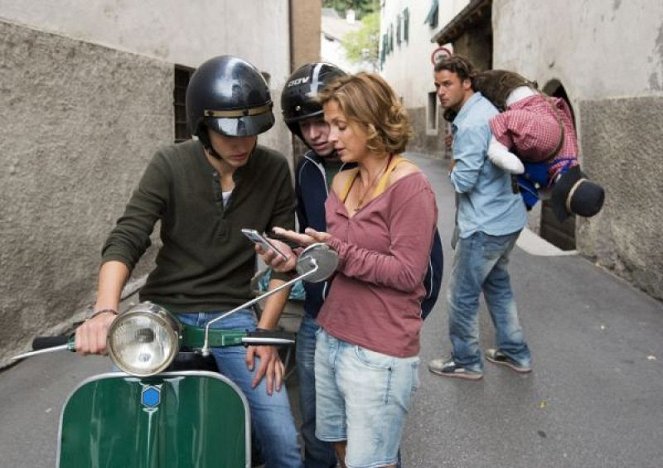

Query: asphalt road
[1,153,661,468]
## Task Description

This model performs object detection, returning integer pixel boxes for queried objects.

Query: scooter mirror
[295,243,339,283]
[199,243,339,356]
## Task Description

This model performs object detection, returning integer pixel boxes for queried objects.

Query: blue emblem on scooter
[141,386,161,408]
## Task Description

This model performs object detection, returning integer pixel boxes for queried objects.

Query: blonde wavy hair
[317,72,413,155]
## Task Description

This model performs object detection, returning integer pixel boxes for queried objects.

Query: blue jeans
[447,231,531,371]
[315,329,418,468]
[177,309,303,468]
[296,315,337,468]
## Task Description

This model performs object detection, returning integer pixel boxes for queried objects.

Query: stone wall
[0,0,294,169]
[578,96,663,300]
[406,106,448,158]
[0,21,172,364]
[492,0,663,301]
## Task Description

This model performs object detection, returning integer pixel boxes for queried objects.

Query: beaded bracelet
[87,308,118,320]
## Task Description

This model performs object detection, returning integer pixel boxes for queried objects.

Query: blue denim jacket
[450,92,527,238]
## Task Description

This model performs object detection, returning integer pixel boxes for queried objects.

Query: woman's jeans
[297,315,337,468]
[447,231,531,371]
[177,309,303,468]
[315,330,418,468]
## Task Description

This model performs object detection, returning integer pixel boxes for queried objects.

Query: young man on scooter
[75,55,303,467]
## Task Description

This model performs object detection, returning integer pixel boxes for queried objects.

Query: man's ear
[462,78,473,91]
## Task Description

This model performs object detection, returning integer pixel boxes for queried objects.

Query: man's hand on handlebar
[246,344,284,395]
[74,311,116,355]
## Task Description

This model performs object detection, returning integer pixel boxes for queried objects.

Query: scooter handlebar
[242,329,295,346]
[11,335,74,361]
[33,335,70,350]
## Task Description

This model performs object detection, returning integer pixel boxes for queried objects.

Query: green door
[58,371,250,468]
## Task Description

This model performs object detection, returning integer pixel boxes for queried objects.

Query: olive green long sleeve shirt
[102,140,295,313]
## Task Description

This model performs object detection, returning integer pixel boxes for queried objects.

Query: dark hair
[433,55,476,83]
[472,70,538,111]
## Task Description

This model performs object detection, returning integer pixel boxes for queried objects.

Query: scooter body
[58,371,250,468]
[13,243,339,468]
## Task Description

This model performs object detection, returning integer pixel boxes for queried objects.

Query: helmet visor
[203,104,275,137]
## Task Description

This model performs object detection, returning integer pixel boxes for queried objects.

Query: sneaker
[428,358,483,380]
[485,349,532,373]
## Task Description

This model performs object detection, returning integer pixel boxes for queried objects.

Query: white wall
[492,0,663,300]
[438,0,470,29]
[493,0,663,102]
[380,0,435,107]
[0,0,290,86]
[379,0,469,108]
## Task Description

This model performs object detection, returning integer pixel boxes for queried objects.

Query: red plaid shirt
[490,94,579,177]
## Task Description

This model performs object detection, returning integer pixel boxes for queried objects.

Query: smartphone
[241,228,288,260]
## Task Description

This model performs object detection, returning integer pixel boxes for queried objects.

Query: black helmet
[186,55,274,147]
[281,62,346,141]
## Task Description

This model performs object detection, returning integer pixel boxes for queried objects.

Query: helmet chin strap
[205,143,223,160]
[198,128,223,160]
[200,127,258,166]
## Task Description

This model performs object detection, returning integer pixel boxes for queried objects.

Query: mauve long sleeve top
[317,172,438,357]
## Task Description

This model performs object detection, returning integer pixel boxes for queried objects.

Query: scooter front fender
[57,371,250,468]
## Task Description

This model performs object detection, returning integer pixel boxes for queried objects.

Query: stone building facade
[380,0,663,300]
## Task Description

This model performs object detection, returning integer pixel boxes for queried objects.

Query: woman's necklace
[354,157,391,212]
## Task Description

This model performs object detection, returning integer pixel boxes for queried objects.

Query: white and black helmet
[280,62,346,141]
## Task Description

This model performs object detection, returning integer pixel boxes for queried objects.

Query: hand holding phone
[241,229,288,261]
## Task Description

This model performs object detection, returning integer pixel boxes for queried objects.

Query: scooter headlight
[107,302,180,377]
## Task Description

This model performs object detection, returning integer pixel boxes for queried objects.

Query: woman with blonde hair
[266,72,438,468]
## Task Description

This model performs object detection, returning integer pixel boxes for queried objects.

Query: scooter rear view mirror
[201,243,339,356]
[295,243,338,283]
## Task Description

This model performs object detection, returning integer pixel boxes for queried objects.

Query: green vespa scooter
[13,243,338,468]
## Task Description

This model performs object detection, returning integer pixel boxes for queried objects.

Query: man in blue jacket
[281,62,344,468]
[428,55,532,381]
